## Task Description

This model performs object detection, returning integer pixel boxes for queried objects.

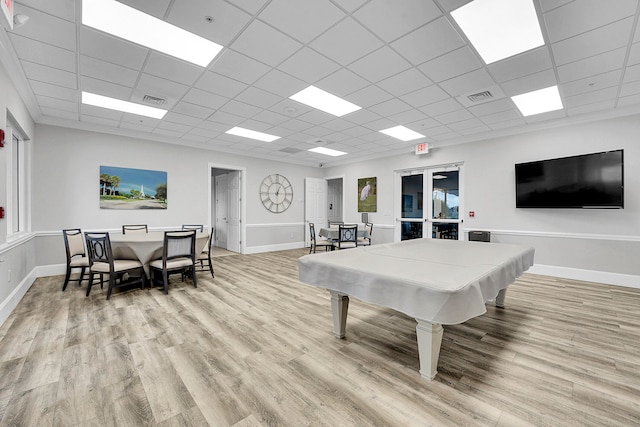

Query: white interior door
[227,170,241,253]
[215,174,228,248]
[305,177,327,247]
[327,178,342,223]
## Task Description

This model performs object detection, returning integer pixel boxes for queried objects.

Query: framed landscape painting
[358,176,377,212]
[99,165,167,209]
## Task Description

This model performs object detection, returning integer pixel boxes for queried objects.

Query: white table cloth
[298,238,535,379]
[110,231,209,277]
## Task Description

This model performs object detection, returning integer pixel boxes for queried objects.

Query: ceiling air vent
[142,95,166,106]
[467,90,493,103]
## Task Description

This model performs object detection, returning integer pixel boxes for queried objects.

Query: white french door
[398,164,463,241]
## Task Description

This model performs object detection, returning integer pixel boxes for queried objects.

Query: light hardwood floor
[0,248,639,426]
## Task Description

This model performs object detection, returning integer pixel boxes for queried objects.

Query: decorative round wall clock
[260,173,293,213]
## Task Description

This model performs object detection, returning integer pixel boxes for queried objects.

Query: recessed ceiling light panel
[379,125,425,142]
[82,0,223,67]
[308,147,347,157]
[451,0,544,64]
[290,86,361,117]
[82,91,167,119]
[225,127,280,142]
[511,85,563,117]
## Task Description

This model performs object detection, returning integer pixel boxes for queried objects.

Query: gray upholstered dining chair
[309,222,333,254]
[334,224,358,250]
[149,230,197,294]
[62,228,90,291]
[122,224,148,234]
[85,232,145,299]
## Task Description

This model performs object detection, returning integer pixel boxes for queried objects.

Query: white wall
[32,124,323,263]
[321,114,640,282]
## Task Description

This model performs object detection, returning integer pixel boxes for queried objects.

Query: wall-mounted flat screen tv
[515,150,623,209]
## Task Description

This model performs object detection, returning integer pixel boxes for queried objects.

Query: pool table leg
[330,291,349,338]
[495,288,507,308]
[415,319,444,380]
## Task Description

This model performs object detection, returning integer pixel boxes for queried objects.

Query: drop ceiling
[2,0,640,167]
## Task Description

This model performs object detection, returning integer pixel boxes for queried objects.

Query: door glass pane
[401,221,422,240]
[432,222,459,240]
[402,174,423,219]
[432,171,459,220]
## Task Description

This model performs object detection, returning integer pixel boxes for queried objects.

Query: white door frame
[208,162,246,254]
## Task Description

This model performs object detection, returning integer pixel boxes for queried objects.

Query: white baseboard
[244,241,306,254]
[37,263,66,277]
[0,267,37,327]
[528,264,640,289]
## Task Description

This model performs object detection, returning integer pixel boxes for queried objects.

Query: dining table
[298,238,535,380]
[318,225,369,241]
[110,230,209,277]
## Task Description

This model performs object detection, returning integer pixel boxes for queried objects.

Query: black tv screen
[515,150,624,209]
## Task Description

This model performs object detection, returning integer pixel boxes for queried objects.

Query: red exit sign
[1,0,13,30]
[415,142,429,155]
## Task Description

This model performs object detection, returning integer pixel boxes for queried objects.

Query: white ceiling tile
[235,87,281,109]
[439,68,496,97]
[551,17,634,66]
[418,98,463,117]
[279,48,341,84]
[295,109,335,125]
[556,48,626,83]
[225,0,270,15]
[500,69,558,96]
[157,121,192,134]
[316,68,370,97]
[628,43,640,65]
[488,118,527,130]
[167,0,252,46]
[616,92,640,107]
[12,4,76,50]
[259,0,344,44]
[120,113,161,127]
[153,128,184,138]
[270,99,313,118]
[21,61,77,89]
[391,17,465,65]
[354,0,441,42]
[182,88,229,110]
[433,109,474,124]
[538,0,574,13]
[81,104,125,121]
[219,100,262,118]
[361,118,397,132]
[209,110,245,125]
[467,98,514,117]
[252,110,290,126]
[35,95,77,112]
[620,80,640,97]
[478,109,522,125]
[30,80,77,101]
[163,112,205,127]
[40,107,78,120]
[230,20,302,67]
[544,0,637,43]
[418,46,481,83]
[310,17,384,66]
[80,56,139,88]
[487,47,553,83]
[195,71,248,98]
[15,0,76,21]
[118,122,155,133]
[375,68,432,97]
[561,70,622,97]
[567,99,616,116]
[451,119,488,131]
[143,52,204,86]
[401,85,450,108]
[564,86,618,108]
[212,50,271,85]
[172,101,215,119]
[180,133,211,143]
[346,85,393,108]
[388,109,429,125]
[343,109,383,126]
[253,69,308,98]
[116,0,172,19]
[624,63,640,83]
[8,34,76,72]
[368,98,413,117]
[349,47,412,83]
[79,28,148,70]
[80,115,120,127]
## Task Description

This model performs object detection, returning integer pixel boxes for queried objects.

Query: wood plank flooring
[1,248,639,426]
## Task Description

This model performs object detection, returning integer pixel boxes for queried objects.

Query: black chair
[149,230,197,294]
[358,222,373,246]
[182,224,204,232]
[85,232,145,299]
[334,224,358,250]
[62,228,90,291]
[194,231,215,278]
[469,230,491,242]
[309,223,333,254]
[122,224,148,234]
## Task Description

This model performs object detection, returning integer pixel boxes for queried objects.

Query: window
[7,125,29,236]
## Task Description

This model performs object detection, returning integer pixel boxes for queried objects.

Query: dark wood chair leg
[63,267,72,291]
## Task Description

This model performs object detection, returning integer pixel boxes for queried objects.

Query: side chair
[122,224,148,234]
[309,222,332,253]
[85,232,145,299]
[62,228,90,291]
[334,224,358,250]
[149,230,197,294]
